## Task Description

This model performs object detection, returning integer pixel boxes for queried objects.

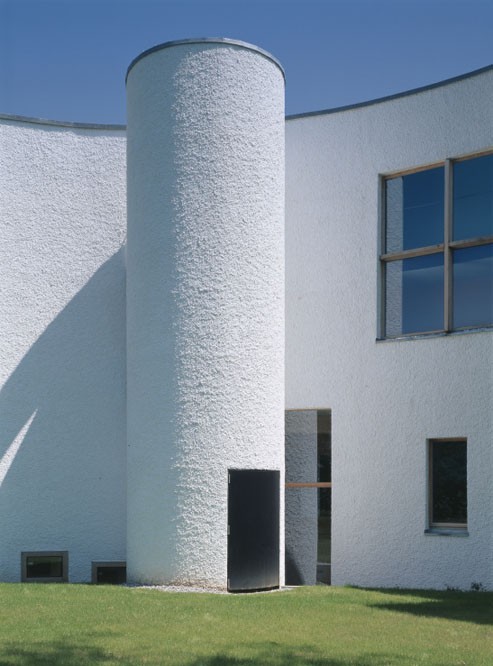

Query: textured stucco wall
[0,118,127,582]
[1,58,490,593]
[286,68,493,590]
[126,41,285,587]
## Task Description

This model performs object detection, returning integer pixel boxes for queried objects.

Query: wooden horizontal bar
[385,327,445,338]
[383,160,444,180]
[382,148,493,181]
[451,147,493,163]
[381,244,444,262]
[430,522,467,529]
[449,235,493,250]
[285,482,332,488]
[381,236,493,263]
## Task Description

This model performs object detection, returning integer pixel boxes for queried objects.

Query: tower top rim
[126,38,285,84]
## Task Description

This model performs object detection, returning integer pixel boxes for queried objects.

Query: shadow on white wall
[0,248,126,580]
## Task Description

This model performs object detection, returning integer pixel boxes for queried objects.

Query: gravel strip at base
[129,585,227,594]
[128,584,294,595]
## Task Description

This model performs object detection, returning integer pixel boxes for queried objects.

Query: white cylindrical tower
[126,39,285,588]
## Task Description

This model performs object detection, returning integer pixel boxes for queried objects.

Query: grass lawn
[0,584,491,665]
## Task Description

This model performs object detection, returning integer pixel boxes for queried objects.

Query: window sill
[376,325,493,343]
[23,577,67,583]
[424,528,469,537]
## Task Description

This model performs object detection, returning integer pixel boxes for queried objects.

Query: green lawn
[0,584,491,665]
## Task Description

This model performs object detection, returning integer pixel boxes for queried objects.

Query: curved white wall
[126,40,285,587]
[0,118,127,582]
[286,68,493,590]
[1,55,490,593]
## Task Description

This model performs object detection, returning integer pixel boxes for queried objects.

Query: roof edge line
[3,63,491,128]
[286,64,493,120]
[0,113,126,130]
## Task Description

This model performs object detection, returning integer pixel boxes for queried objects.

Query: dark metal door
[227,469,280,592]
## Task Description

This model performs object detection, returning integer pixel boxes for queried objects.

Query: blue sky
[1,0,492,124]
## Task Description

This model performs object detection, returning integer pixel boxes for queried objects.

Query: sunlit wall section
[126,39,285,587]
[285,66,493,591]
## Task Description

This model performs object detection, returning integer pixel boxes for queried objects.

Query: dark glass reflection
[318,488,331,566]
[453,154,493,241]
[432,442,467,525]
[453,244,493,328]
[386,254,444,335]
[96,566,127,585]
[386,167,444,253]
[26,556,63,578]
[317,410,331,482]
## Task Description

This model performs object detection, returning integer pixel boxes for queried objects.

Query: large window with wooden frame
[428,439,467,530]
[381,151,493,337]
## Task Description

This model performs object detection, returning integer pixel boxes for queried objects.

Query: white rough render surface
[0,119,127,582]
[126,42,285,587]
[285,69,493,590]
[0,57,490,593]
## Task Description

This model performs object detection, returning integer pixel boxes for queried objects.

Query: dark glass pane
[432,442,467,524]
[453,244,493,328]
[317,410,331,483]
[318,488,331,566]
[228,470,280,591]
[453,154,493,240]
[386,167,444,253]
[26,556,63,578]
[386,254,444,335]
[96,566,126,585]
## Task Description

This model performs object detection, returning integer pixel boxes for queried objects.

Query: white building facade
[0,40,491,591]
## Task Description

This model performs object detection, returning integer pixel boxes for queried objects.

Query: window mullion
[444,159,453,332]
[379,175,387,338]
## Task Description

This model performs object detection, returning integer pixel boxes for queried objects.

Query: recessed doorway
[227,469,280,592]
[285,409,331,585]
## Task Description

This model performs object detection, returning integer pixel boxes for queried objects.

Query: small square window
[92,561,126,585]
[428,440,467,529]
[21,551,68,582]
